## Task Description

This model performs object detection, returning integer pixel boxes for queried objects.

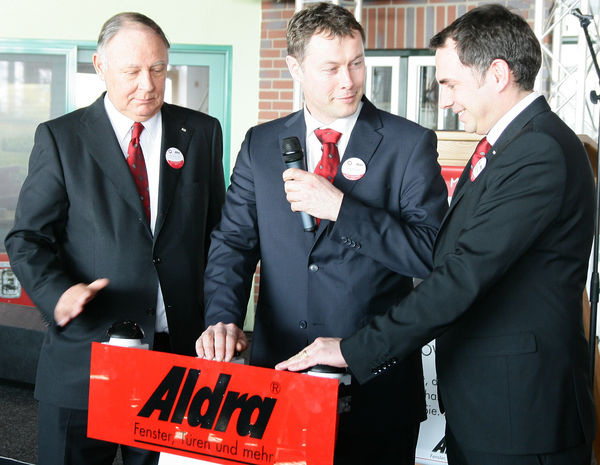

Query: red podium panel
[89,343,338,465]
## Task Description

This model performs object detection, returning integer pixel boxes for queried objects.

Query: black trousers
[334,421,420,465]
[445,426,592,465]
[37,401,159,465]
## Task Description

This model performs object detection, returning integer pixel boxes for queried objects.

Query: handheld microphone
[281,136,316,232]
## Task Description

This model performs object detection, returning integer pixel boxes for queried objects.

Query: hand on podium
[275,337,347,372]
[196,322,248,362]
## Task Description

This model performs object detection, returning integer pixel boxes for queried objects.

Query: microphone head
[281,136,303,163]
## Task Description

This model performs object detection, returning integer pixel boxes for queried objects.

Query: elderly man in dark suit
[5,12,225,465]
[278,4,596,465]
[195,3,448,464]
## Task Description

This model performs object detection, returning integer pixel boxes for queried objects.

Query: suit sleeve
[330,129,448,278]
[203,128,260,328]
[341,131,567,384]
[4,123,75,325]
[204,118,226,263]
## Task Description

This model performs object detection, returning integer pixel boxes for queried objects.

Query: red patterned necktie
[127,122,150,222]
[469,137,492,182]
[313,128,342,226]
[314,128,342,183]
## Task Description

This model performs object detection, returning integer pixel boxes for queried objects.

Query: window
[365,51,460,131]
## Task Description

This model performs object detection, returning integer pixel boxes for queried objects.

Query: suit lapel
[154,104,191,240]
[435,95,551,244]
[82,96,150,231]
[335,98,382,196]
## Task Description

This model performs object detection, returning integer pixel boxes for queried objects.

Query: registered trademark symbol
[270,382,281,394]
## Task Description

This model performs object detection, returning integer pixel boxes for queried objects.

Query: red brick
[416,7,425,48]
[273,101,293,110]
[367,9,376,49]
[259,101,271,110]
[260,59,273,68]
[259,90,278,99]
[273,59,287,69]
[272,80,293,89]
[267,29,286,39]
[436,6,445,33]
[273,39,287,49]
[261,49,280,58]
[447,5,456,23]
[280,91,293,100]
[259,80,271,89]
[386,7,396,49]
[259,111,279,121]
[396,8,405,49]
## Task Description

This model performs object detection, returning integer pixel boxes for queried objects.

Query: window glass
[0,53,67,252]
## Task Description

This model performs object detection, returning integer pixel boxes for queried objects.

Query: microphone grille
[281,136,302,154]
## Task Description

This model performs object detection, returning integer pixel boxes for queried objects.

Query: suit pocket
[461,332,537,357]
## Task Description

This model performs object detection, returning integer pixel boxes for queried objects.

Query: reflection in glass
[370,66,392,113]
[417,66,439,129]
[442,108,459,131]
[0,53,67,251]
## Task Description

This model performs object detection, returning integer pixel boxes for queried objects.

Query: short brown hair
[287,2,364,63]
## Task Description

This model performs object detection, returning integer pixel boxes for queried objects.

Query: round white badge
[166,147,184,169]
[341,157,366,181]
[472,157,487,180]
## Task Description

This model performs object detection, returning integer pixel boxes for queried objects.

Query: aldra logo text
[137,366,277,439]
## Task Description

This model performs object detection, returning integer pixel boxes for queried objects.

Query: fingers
[196,323,245,362]
[54,279,110,327]
[275,337,347,371]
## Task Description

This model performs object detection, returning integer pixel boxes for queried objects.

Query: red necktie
[469,137,492,182]
[127,122,150,222]
[314,128,342,183]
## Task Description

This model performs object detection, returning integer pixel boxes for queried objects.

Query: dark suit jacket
[204,98,448,432]
[342,96,596,453]
[5,95,225,410]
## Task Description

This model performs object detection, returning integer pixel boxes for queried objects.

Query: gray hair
[97,12,170,58]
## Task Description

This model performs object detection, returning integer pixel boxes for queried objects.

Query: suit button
[153,257,161,264]
[308,264,319,272]
[299,320,307,329]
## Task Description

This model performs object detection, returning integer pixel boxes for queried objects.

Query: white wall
[1,0,262,175]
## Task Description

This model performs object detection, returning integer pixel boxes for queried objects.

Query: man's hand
[196,322,248,362]
[283,168,344,221]
[275,337,347,371]
[54,278,110,327]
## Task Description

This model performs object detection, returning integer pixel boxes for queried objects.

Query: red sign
[89,343,339,464]
[441,165,464,199]
[0,253,34,307]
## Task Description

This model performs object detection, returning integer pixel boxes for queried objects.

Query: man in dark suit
[278,4,596,465]
[195,3,448,464]
[4,12,225,465]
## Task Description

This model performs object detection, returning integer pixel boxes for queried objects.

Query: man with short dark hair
[5,12,225,465]
[278,5,596,464]
[196,2,448,464]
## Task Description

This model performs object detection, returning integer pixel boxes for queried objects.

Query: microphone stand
[573,8,600,385]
